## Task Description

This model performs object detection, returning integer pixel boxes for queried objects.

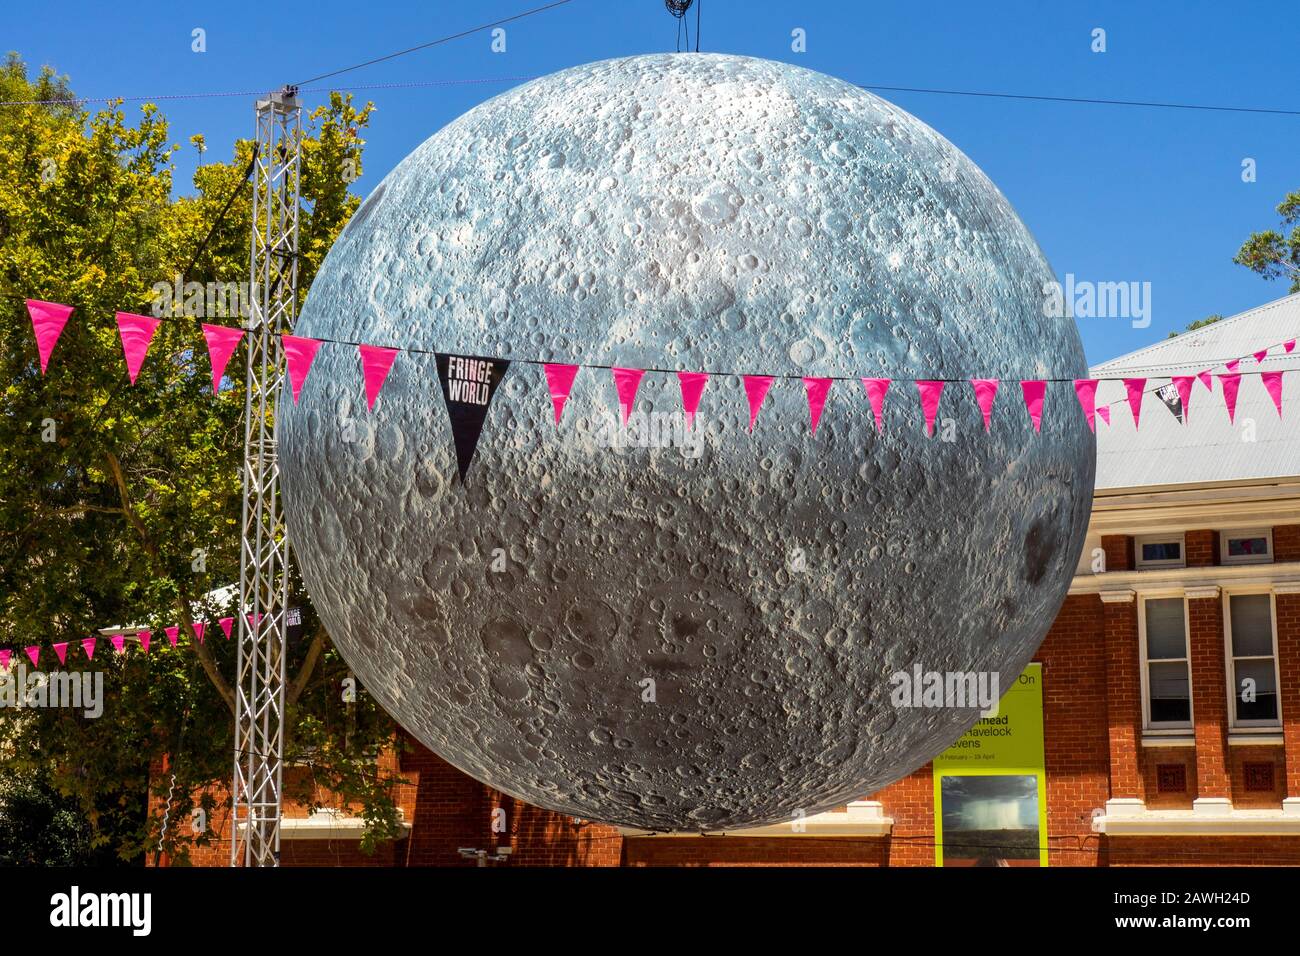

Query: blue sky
[4,0,1299,364]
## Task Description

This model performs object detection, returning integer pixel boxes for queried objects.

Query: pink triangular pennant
[915,380,945,437]
[0,649,9,672]
[115,312,162,385]
[1262,370,1284,417]
[802,377,833,435]
[219,617,235,640]
[25,646,39,667]
[1073,379,1100,433]
[611,367,644,425]
[1225,359,1240,373]
[110,635,126,655]
[543,364,580,426]
[191,622,206,644]
[1196,369,1212,391]
[860,378,891,433]
[201,324,245,395]
[246,613,263,629]
[165,626,179,648]
[1124,378,1147,430]
[358,345,399,411]
[138,630,151,653]
[970,379,999,432]
[282,335,323,404]
[81,637,96,660]
[1254,348,1269,364]
[1218,373,1241,424]
[1020,380,1046,433]
[677,372,709,428]
[1284,339,1295,355]
[52,642,68,665]
[26,299,74,374]
[1097,404,1111,426]
[1171,375,1195,424]
[743,375,774,432]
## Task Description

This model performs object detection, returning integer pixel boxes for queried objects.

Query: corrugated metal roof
[1089,291,1300,491]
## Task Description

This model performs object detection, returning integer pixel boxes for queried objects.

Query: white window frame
[1135,533,1186,570]
[1222,589,1283,731]
[1220,528,1273,566]
[1138,591,1194,733]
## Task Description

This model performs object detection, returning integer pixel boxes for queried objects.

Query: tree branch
[105,449,236,713]
[287,627,326,708]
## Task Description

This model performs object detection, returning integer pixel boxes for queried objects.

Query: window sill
[279,808,411,841]
[1141,734,1195,747]
[1228,732,1285,746]
[616,800,893,838]
[1097,798,1300,836]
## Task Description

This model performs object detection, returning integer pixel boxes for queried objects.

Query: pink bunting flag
[1262,370,1285,417]
[1170,375,1195,424]
[743,375,774,432]
[915,380,945,437]
[192,622,206,644]
[201,324,245,395]
[246,613,263,629]
[1124,378,1147,430]
[0,649,9,672]
[1020,380,1046,433]
[1097,404,1111,426]
[219,617,235,640]
[677,372,709,428]
[52,642,68,665]
[969,379,999,432]
[359,345,399,411]
[611,367,644,425]
[26,299,74,374]
[1218,373,1241,424]
[860,378,890,433]
[115,312,162,385]
[1073,379,1100,433]
[25,646,39,667]
[282,335,323,404]
[802,377,833,435]
[165,626,179,648]
[543,364,580,426]
[1284,339,1296,355]
[81,637,96,660]
[1196,369,1212,391]
[110,635,126,655]
[138,630,151,654]
[1254,348,1269,364]
[1225,359,1240,373]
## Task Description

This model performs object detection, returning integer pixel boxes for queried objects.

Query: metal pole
[231,87,301,867]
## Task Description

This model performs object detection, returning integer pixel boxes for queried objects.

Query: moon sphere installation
[280,53,1094,831]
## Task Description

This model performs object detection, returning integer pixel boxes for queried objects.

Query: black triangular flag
[434,353,510,481]
[1154,382,1184,424]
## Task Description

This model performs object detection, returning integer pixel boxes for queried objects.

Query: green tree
[0,54,404,864]
[1235,190,1300,291]
[1167,314,1223,338]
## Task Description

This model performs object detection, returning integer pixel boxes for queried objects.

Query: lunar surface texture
[280,53,1095,831]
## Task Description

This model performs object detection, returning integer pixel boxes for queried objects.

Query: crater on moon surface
[280,53,1094,831]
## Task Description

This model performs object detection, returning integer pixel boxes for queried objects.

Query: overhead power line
[291,0,580,86]
[856,83,1300,117]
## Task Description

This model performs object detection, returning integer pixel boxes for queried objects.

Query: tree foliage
[0,54,403,864]
[1235,190,1300,291]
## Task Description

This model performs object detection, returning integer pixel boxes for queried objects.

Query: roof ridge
[1091,289,1300,372]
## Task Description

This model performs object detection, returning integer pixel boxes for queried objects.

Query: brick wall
[152,524,1300,867]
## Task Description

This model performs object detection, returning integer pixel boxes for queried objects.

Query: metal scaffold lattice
[231,87,302,867]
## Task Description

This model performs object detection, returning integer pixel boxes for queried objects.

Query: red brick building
[159,295,1300,866]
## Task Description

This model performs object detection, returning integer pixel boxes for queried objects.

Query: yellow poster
[932,663,1046,867]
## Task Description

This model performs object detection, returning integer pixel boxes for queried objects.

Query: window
[1136,534,1185,569]
[1221,529,1272,565]
[1140,596,1192,730]
[1225,593,1281,728]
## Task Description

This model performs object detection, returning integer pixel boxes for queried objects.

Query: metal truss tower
[231,87,302,867]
